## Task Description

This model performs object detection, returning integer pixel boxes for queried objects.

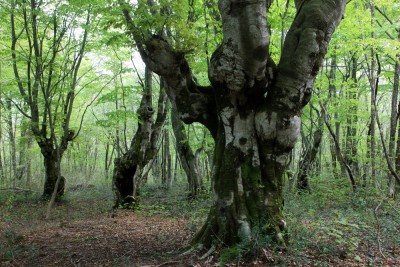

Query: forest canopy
[0,0,400,265]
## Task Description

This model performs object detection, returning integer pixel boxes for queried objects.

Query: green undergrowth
[213,176,400,265]
[136,182,211,232]
[1,176,399,265]
[0,181,113,226]
[0,181,113,263]
[277,176,400,266]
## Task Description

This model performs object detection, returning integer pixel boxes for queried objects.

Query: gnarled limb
[209,0,271,91]
[120,5,218,136]
[120,0,347,250]
[254,0,346,245]
[113,68,168,208]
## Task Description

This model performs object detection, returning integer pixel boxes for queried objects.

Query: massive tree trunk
[113,68,167,208]
[41,143,65,200]
[121,0,346,248]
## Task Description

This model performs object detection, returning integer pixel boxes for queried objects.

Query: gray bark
[297,115,324,192]
[121,0,346,248]
[9,1,91,199]
[171,103,203,198]
[112,68,167,207]
[390,33,400,196]
[345,56,360,176]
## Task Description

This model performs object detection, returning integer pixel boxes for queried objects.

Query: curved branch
[320,101,356,190]
[74,74,118,139]
[120,2,217,136]
[8,99,32,119]
[268,0,346,112]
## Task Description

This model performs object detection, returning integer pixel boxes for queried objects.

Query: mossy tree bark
[113,68,167,208]
[121,0,346,248]
[171,103,203,199]
[41,141,65,200]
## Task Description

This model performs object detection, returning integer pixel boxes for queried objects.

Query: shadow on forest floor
[0,183,399,266]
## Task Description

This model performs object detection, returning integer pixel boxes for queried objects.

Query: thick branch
[145,77,168,162]
[268,0,346,112]
[120,3,217,136]
[209,0,270,91]
[255,0,346,170]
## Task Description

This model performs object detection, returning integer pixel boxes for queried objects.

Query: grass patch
[0,176,399,266]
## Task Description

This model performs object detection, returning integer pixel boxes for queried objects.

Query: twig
[319,101,356,190]
[180,246,196,256]
[371,55,400,186]
[199,245,216,260]
[373,201,386,259]
[155,261,181,267]
[0,187,36,192]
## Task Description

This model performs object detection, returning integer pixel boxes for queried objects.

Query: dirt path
[1,206,399,266]
[2,210,196,266]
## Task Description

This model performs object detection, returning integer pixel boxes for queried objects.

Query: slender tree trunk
[321,102,356,190]
[390,35,400,196]
[105,142,110,173]
[161,126,172,188]
[171,103,203,198]
[367,2,377,186]
[17,118,31,182]
[0,61,3,180]
[297,116,324,191]
[327,55,343,178]
[0,104,3,181]
[173,150,179,182]
[25,134,32,186]
[0,113,3,180]
[345,56,360,176]
[5,100,18,186]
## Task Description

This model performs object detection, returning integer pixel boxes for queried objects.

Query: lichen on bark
[120,0,347,250]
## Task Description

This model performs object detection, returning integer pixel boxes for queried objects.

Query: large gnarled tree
[120,0,346,248]
[113,67,167,207]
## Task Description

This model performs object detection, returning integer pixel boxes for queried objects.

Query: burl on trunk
[121,0,346,248]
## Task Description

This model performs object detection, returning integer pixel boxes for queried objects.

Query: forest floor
[0,182,399,266]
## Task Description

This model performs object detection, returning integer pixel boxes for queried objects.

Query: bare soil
[0,195,399,266]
